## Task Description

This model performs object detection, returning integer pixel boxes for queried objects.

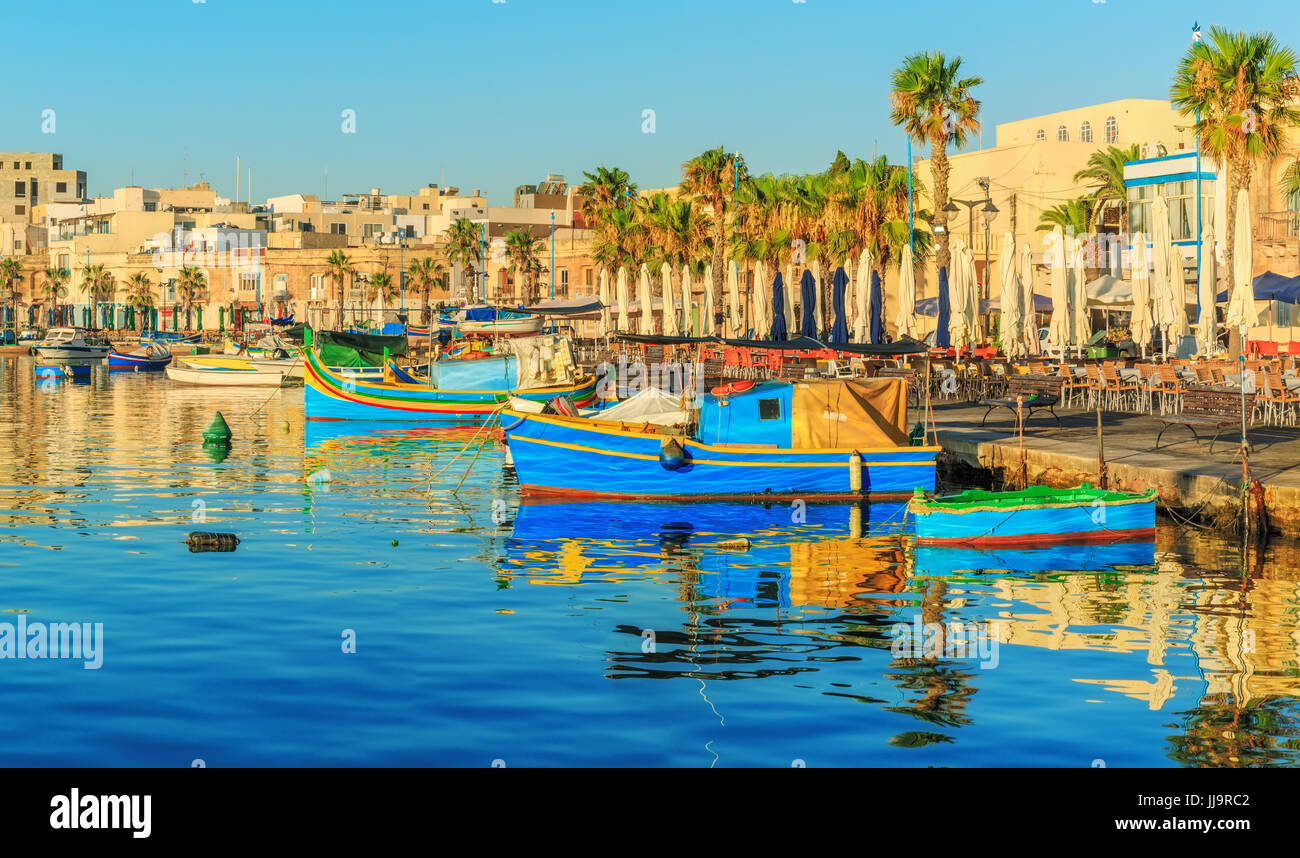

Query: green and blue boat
[909,483,1157,548]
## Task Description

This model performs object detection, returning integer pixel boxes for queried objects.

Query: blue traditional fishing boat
[909,484,1157,547]
[141,331,201,346]
[913,540,1156,577]
[108,343,173,370]
[501,376,940,499]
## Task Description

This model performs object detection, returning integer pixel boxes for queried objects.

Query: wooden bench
[1154,384,1253,454]
[978,375,1063,427]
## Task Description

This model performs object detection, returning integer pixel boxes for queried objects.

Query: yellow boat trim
[310,352,592,396]
[509,434,936,467]
[503,408,942,457]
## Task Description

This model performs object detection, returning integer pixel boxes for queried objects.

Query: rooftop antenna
[324,166,328,201]
[183,148,188,184]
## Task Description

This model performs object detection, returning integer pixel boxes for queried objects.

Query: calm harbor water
[1,353,1297,767]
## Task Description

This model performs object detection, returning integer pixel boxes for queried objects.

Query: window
[15,205,25,215]
[1079,121,1092,143]
[1034,129,1046,141]
[560,269,568,291]
[1056,125,1068,142]
[77,184,84,197]
[143,202,156,212]
[584,267,593,286]
[14,181,25,196]
[329,222,346,235]
[24,161,31,169]
[56,181,67,193]
[758,398,782,421]
[11,161,18,169]
[1105,116,1118,144]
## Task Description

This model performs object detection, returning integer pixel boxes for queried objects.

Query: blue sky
[3,0,1296,203]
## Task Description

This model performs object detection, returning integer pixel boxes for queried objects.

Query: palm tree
[1036,198,1095,234]
[325,249,354,329]
[176,266,206,330]
[125,272,155,333]
[890,51,984,275]
[1171,26,1300,340]
[406,257,447,322]
[446,218,483,302]
[681,147,747,327]
[578,166,638,243]
[1073,144,1142,232]
[504,228,544,302]
[0,257,24,331]
[367,271,399,319]
[40,267,70,326]
[80,264,113,329]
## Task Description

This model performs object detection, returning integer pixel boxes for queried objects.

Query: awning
[613,333,927,356]
[1253,271,1300,303]
[511,295,604,316]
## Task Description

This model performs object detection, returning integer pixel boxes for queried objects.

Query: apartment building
[0,152,86,223]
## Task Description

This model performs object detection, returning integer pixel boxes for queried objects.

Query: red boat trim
[518,484,914,501]
[915,527,1156,548]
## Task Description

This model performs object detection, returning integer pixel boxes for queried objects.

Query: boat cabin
[696,377,913,450]
[43,327,88,345]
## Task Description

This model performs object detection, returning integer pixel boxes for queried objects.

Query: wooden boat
[34,328,109,359]
[912,541,1156,577]
[304,344,597,422]
[909,483,1157,548]
[141,331,201,346]
[108,343,172,370]
[501,377,941,499]
[166,363,286,386]
[407,324,431,340]
[455,307,543,336]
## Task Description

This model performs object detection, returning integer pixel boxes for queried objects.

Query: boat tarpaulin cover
[314,330,409,366]
[501,334,580,390]
[791,378,909,449]
[513,296,604,316]
[597,387,689,426]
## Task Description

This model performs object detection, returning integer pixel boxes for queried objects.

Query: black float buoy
[185,532,240,553]
[659,438,688,471]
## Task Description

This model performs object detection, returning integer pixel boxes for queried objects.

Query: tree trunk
[711,209,725,329]
[1224,152,1248,359]
[932,138,951,271]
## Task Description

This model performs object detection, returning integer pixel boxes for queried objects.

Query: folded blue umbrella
[936,266,951,349]
[800,269,817,338]
[770,271,788,341]
[830,267,849,344]
[870,270,884,344]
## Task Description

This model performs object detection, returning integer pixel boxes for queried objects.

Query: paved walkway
[924,399,1300,533]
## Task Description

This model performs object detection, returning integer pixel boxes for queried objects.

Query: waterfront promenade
[932,400,1300,534]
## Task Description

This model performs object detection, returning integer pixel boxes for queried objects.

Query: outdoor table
[1119,367,1141,382]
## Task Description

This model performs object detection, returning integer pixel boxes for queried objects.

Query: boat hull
[165,365,286,386]
[108,351,172,370]
[36,346,107,360]
[911,494,1157,547]
[142,333,201,346]
[304,349,597,422]
[458,318,543,335]
[502,411,940,499]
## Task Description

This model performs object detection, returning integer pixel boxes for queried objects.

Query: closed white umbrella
[1130,234,1153,354]
[702,264,715,335]
[1071,236,1092,350]
[783,261,796,337]
[998,231,1020,359]
[962,244,979,347]
[895,250,918,341]
[1226,188,1254,341]
[855,249,872,342]
[753,259,768,339]
[948,238,973,350]
[1019,242,1039,355]
[1046,227,1070,354]
[513,267,523,304]
[637,263,654,335]
[615,266,630,332]
[598,267,611,338]
[1168,243,1189,340]
[1150,195,1175,358]
[661,262,677,336]
[726,260,741,338]
[1198,227,1217,354]
[680,264,695,336]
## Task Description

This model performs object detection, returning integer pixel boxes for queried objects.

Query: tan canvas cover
[502,334,578,390]
[790,377,909,449]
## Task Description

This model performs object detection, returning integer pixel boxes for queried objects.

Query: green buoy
[203,411,232,443]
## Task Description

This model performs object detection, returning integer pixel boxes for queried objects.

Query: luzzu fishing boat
[108,343,172,370]
[455,306,543,336]
[908,483,1157,548]
[304,334,597,422]
[141,331,201,346]
[501,377,941,499]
